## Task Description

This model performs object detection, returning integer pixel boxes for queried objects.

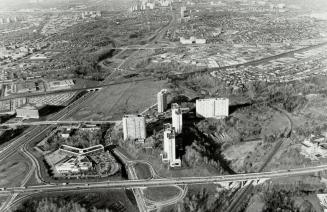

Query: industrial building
[196,98,229,118]
[180,37,206,44]
[157,89,168,113]
[122,115,147,142]
[16,103,44,119]
[171,103,183,134]
[161,124,181,167]
[46,79,74,91]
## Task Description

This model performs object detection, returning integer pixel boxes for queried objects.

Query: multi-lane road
[0,91,97,211]
[1,120,120,127]
[0,164,326,196]
[0,91,95,161]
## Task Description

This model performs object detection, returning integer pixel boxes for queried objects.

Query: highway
[0,91,95,162]
[0,91,97,211]
[0,164,326,195]
[1,120,121,127]
[113,148,154,212]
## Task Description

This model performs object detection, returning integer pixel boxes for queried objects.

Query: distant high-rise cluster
[29,0,45,3]
[0,16,20,25]
[122,115,147,142]
[161,124,181,167]
[129,0,173,12]
[196,98,229,118]
[157,89,168,113]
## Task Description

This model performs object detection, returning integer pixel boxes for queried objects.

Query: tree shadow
[229,102,252,114]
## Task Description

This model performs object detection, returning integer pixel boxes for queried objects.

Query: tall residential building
[122,115,146,141]
[196,98,229,118]
[171,103,183,134]
[157,89,168,113]
[161,124,181,167]
[181,6,186,18]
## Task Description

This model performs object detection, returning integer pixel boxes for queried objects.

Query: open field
[0,153,30,188]
[144,186,180,202]
[134,162,152,179]
[223,140,261,173]
[72,79,167,121]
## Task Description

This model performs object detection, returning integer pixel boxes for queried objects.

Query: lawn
[0,152,30,188]
[72,79,167,121]
[134,162,152,179]
[223,140,261,173]
[143,186,180,202]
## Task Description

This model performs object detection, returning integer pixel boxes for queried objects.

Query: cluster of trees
[181,125,235,174]
[183,144,223,172]
[183,73,327,113]
[62,48,116,81]
[296,121,327,137]
[14,198,112,212]
[196,105,277,145]
[44,130,102,151]
[0,127,25,146]
[171,188,231,212]
[47,19,119,81]
[260,184,324,212]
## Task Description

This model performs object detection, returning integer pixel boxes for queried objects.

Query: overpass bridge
[1,120,121,127]
[0,164,326,195]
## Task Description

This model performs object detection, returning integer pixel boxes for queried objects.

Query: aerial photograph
[0,0,327,211]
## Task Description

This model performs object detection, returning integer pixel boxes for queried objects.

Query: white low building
[16,103,44,119]
[55,155,92,174]
[46,79,74,91]
[180,37,207,45]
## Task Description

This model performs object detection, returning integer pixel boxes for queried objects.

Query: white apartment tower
[196,98,229,118]
[181,6,186,18]
[162,124,181,167]
[122,115,146,141]
[171,103,183,134]
[157,89,168,113]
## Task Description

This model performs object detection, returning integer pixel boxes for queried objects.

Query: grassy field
[223,140,261,173]
[0,152,30,188]
[143,186,180,202]
[72,79,167,121]
[134,162,152,179]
